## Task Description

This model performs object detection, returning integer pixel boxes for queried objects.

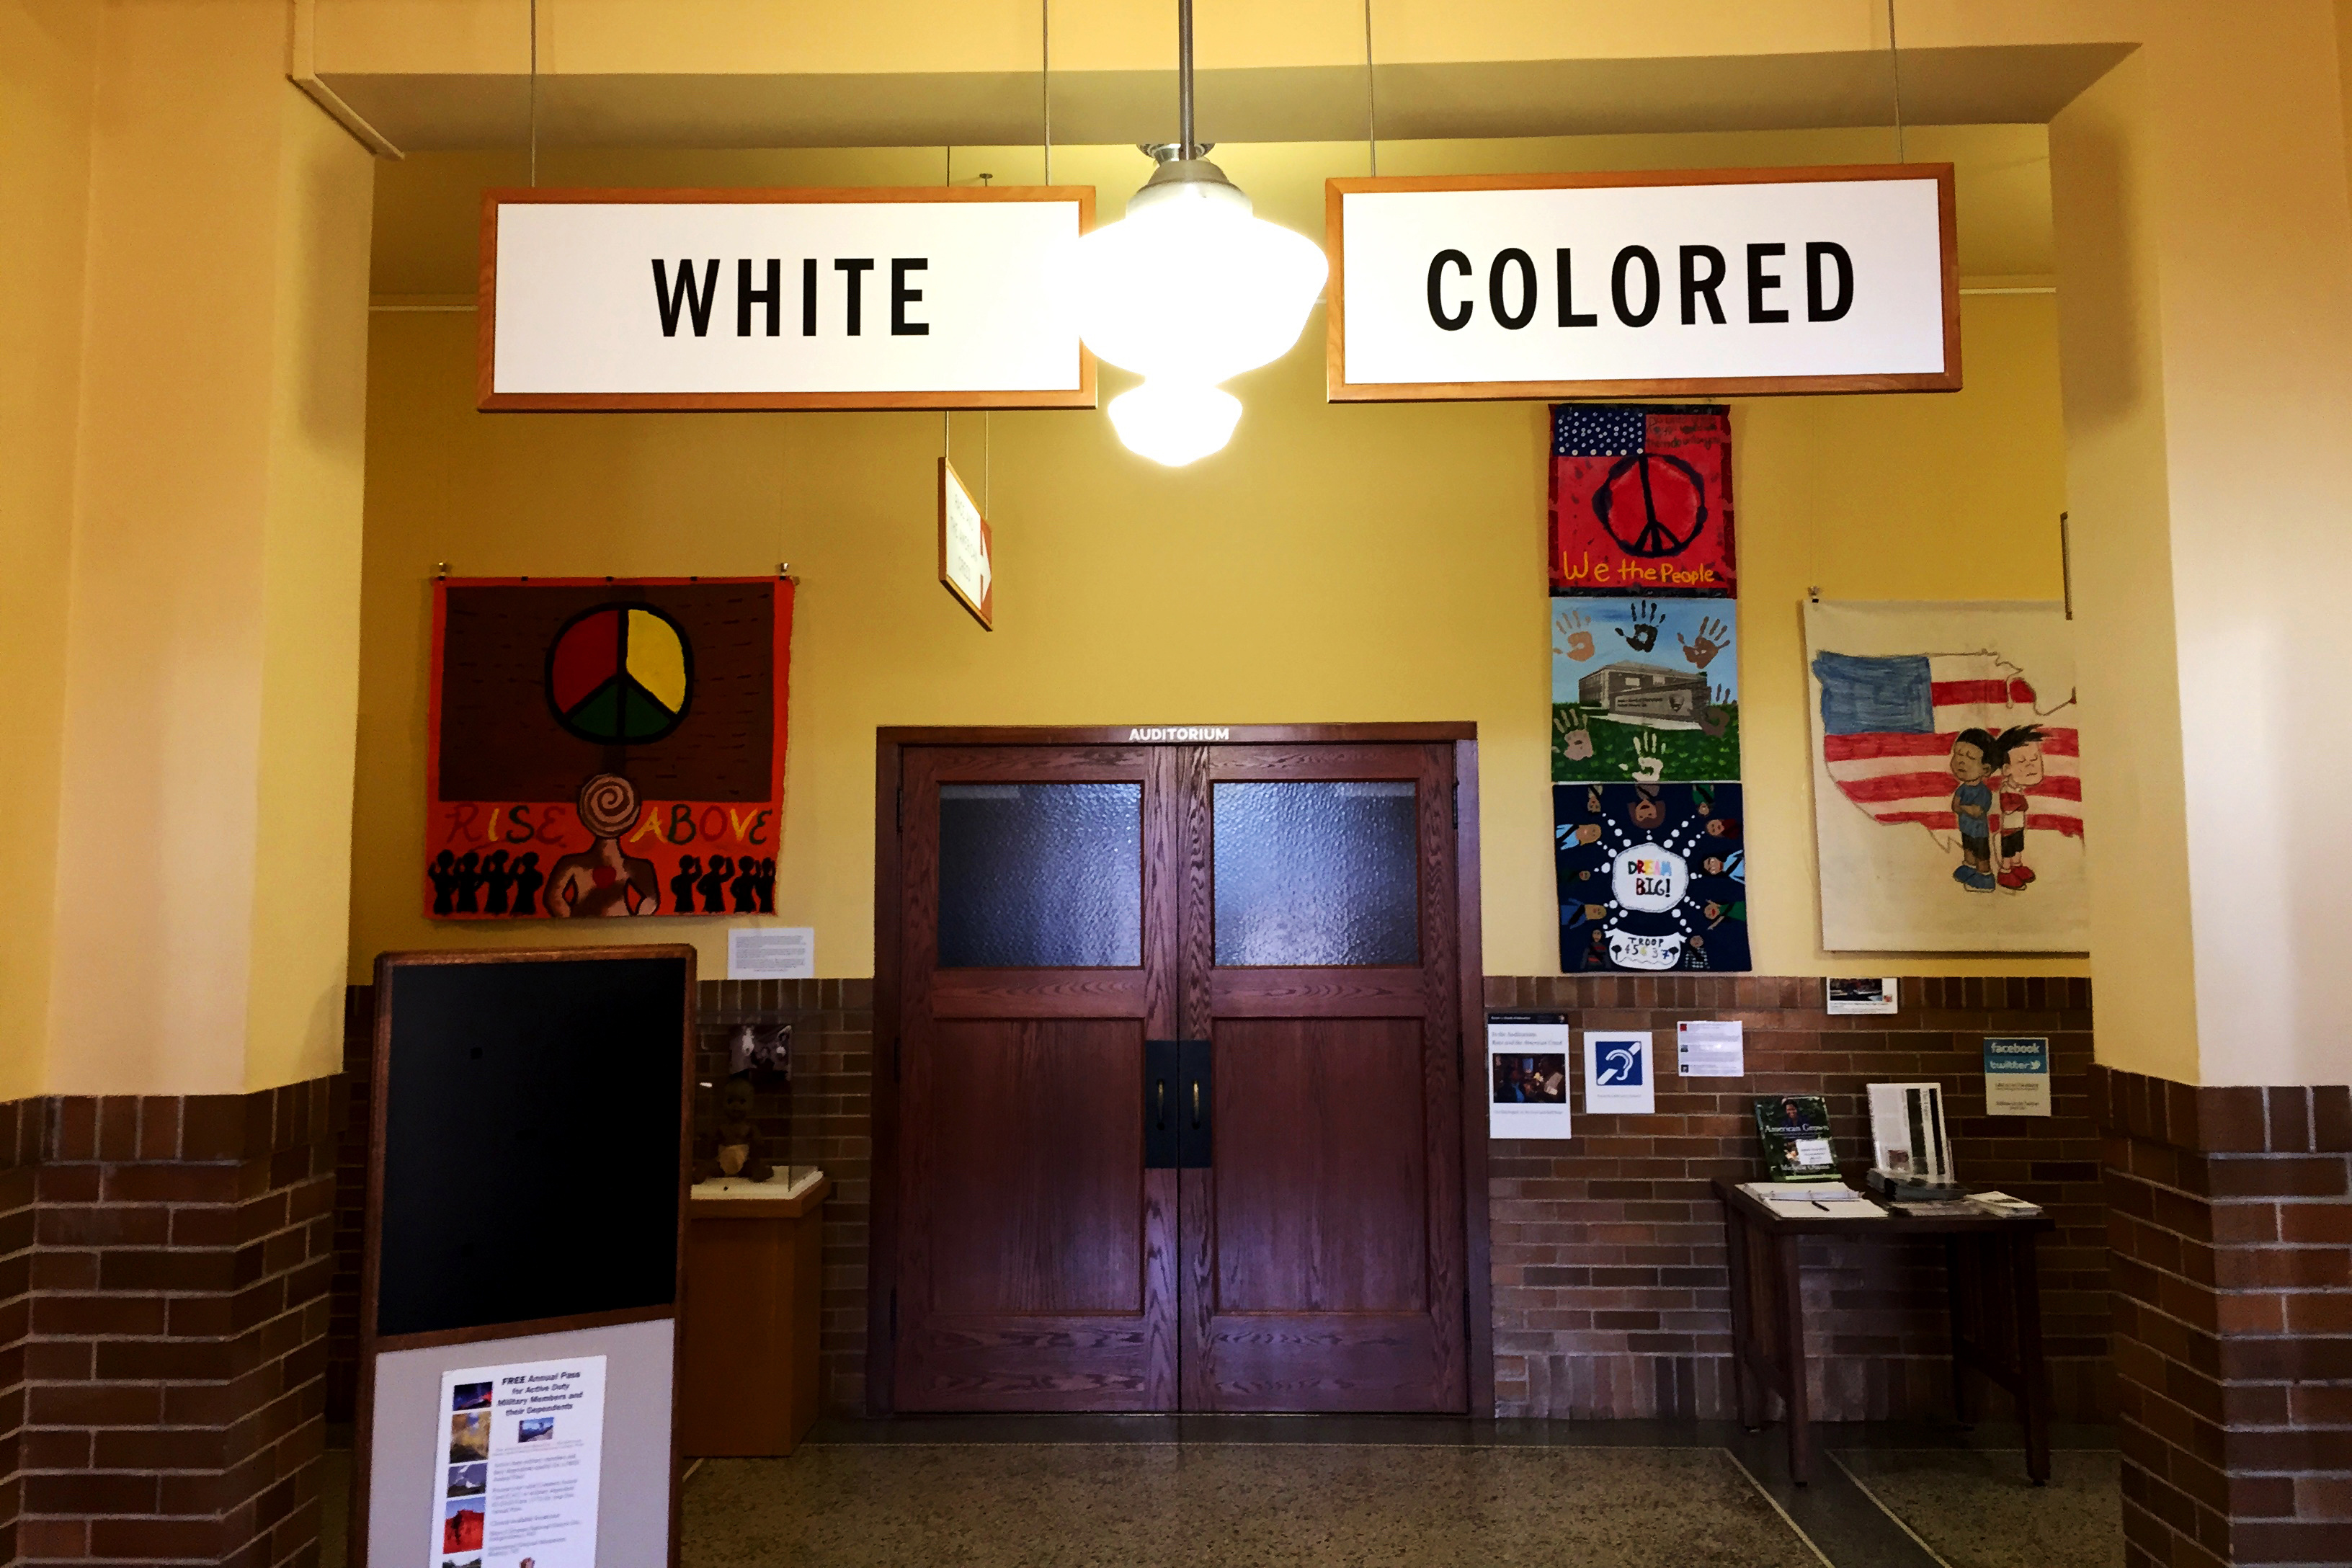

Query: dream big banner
[427,578,793,919]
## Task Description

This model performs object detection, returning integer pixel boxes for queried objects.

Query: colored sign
[938,458,994,628]
[1549,405,1734,597]
[1327,166,1959,400]
[480,187,1095,410]
[1984,1036,2053,1116]
[427,577,792,919]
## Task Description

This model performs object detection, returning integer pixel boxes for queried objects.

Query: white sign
[1827,977,1900,1015]
[434,1355,606,1568]
[1676,1019,1745,1077]
[1488,1014,1572,1139]
[939,458,994,628]
[1329,166,1956,400]
[483,188,1095,409]
[729,926,814,980]
[1984,1035,2053,1116]
[1583,1030,1655,1115]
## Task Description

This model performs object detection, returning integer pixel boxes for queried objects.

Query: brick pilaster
[2092,1064,2352,1567]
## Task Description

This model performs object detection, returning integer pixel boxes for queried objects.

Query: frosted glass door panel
[937,783,1143,967]
[1212,781,1419,966]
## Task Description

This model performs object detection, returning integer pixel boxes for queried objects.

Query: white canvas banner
[1805,601,2085,951]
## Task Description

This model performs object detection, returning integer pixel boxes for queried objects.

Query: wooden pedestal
[680,1172,829,1456]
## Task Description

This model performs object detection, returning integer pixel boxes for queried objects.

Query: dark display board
[369,948,694,1340]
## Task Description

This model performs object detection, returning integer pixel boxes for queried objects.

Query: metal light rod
[1177,0,1196,159]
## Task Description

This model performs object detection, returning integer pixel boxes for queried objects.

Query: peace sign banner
[1551,404,1734,596]
[425,577,793,919]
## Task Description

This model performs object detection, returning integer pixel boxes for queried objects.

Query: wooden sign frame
[478,185,1098,412]
[1325,164,1960,403]
[352,944,698,1568]
[937,457,994,629]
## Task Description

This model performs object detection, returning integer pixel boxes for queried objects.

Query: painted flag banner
[1549,404,1734,597]
[427,577,793,919]
[1805,600,2084,952]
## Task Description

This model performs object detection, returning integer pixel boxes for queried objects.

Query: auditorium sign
[479,187,1095,411]
[1326,166,1957,401]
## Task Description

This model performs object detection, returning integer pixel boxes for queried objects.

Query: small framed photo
[1826,977,1899,1016]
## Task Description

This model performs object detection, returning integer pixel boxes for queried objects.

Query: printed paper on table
[1805,601,2083,952]
[1549,405,1734,597]
[427,578,792,919]
[1552,597,1740,783]
[1556,783,1748,972]
[432,1355,606,1568]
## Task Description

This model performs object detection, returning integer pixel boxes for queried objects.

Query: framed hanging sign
[937,458,994,629]
[1326,165,1958,401]
[479,187,1097,411]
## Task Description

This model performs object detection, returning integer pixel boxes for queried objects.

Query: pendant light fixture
[1059,0,1328,466]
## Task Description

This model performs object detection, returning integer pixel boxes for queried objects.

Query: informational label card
[432,1355,607,1568]
[1582,1030,1655,1114]
[1983,1036,2052,1117]
[1676,1020,1745,1077]
[1488,1013,1572,1139]
[729,927,814,979]
[1826,977,1899,1015]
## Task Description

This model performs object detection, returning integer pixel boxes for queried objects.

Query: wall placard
[1326,166,1958,401]
[938,458,994,628]
[480,187,1096,411]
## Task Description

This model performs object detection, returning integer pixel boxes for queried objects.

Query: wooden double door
[876,731,1481,1413]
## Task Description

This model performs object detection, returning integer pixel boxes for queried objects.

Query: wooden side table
[682,1170,830,1456]
[1711,1177,2055,1485]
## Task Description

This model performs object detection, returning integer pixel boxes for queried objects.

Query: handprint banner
[1804,600,2084,951]
[1556,783,1750,972]
[1550,405,1735,597]
[1552,598,1740,783]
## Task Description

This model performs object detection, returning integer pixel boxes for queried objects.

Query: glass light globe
[1059,161,1329,389]
[1106,380,1242,466]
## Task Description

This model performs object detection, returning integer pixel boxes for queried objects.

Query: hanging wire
[984,413,992,515]
[1886,0,1907,164]
[528,0,539,185]
[1362,0,1378,177]
[1041,0,1053,184]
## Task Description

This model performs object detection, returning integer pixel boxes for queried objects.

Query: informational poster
[1983,1036,2052,1116]
[427,578,793,920]
[432,1355,607,1568]
[1676,1019,1745,1077]
[729,926,814,980]
[1805,600,2084,951]
[938,458,995,628]
[1487,1013,1572,1139]
[1583,1030,1655,1114]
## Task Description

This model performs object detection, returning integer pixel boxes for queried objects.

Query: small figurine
[697,1072,775,1183]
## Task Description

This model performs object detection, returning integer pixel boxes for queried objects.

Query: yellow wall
[0,1,98,1101]
[32,0,375,1096]
[349,126,2075,982]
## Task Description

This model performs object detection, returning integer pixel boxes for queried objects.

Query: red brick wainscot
[2091,1064,2352,1568]
[0,1084,337,1567]
[1486,975,2112,1422]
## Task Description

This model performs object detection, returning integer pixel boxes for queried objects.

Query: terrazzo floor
[680,1443,1824,1568]
[1832,1448,2126,1568]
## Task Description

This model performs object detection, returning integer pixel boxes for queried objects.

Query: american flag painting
[1806,602,2085,952]
[1814,650,2083,842]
